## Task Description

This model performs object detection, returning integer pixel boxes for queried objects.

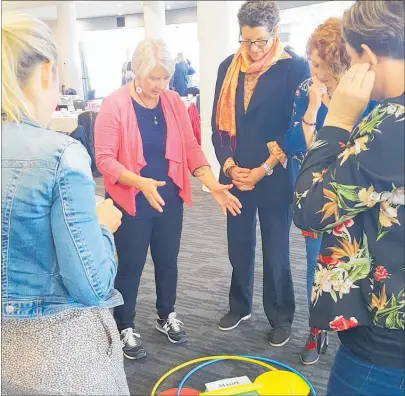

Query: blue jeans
[327,345,405,396]
[304,236,322,307]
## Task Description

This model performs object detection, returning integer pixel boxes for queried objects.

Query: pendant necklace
[134,81,158,125]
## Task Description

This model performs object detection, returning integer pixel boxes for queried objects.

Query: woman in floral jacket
[293,1,404,395]
[281,17,378,366]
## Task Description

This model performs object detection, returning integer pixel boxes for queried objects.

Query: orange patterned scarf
[216,36,285,137]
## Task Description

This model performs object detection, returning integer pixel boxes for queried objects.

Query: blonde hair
[132,38,175,78]
[2,12,57,123]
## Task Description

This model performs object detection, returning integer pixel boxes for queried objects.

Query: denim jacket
[2,119,123,319]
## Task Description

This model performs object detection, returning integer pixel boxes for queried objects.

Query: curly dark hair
[237,0,280,32]
[306,17,351,80]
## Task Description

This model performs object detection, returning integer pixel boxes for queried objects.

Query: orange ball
[158,388,200,396]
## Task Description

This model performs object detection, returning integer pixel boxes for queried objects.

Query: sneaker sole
[218,314,252,331]
[123,350,147,360]
[155,324,189,344]
[300,355,320,365]
[269,336,290,347]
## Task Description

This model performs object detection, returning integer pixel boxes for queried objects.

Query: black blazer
[211,47,310,204]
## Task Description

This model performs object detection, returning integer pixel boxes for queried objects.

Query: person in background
[293,1,404,395]
[212,0,309,346]
[282,17,376,365]
[95,38,242,361]
[172,52,190,96]
[186,58,196,88]
[121,61,128,86]
[1,13,129,395]
[125,61,135,84]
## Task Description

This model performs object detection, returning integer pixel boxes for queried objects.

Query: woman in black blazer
[212,0,309,346]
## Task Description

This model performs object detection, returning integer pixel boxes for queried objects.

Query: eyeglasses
[239,38,269,48]
[239,28,274,48]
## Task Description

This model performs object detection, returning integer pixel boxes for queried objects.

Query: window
[81,27,144,97]
[164,22,200,85]
[279,1,355,57]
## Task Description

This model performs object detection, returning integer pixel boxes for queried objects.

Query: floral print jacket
[293,93,405,333]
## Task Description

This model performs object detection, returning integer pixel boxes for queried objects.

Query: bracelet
[261,162,274,176]
[301,117,316,127]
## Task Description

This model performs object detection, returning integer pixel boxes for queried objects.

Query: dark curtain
[79,41,91,101]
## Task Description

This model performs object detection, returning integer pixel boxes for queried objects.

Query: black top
[339,326,404,369]
[132,99,182,217]
[293,93,405,368]
[211,48,310,205]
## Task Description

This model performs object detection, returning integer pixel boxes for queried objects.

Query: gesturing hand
[96,198,123,233]
[210,183,242,216]
[138,177,166,213]
[324,63,375,132]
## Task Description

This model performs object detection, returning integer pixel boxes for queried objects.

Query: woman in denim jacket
[1,13,129,395]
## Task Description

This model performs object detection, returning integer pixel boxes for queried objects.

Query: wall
[46,1,329,34]
[77,7,197,32]
[278,0,326,9]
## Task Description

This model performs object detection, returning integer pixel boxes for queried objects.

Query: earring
[136,86,142,94]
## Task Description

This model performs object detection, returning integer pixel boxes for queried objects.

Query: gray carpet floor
[95,177,338,396]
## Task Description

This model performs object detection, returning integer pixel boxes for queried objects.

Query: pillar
[197,1,242,185]
[56,1,83,98]
[143,1,166,39]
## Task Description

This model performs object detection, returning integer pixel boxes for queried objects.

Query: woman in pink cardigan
[95,38,241,361]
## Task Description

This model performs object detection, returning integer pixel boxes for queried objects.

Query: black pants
[112,206,183,332]
[227,193,295,329]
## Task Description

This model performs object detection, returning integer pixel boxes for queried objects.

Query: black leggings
[112,205,183,332]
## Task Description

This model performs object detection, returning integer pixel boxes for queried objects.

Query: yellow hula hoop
[150,355,278,396]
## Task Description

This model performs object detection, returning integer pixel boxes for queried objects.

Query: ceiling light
[166,5,171,9]
[118,12,123,15]
[117,3,123,7]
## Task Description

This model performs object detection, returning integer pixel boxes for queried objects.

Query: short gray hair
[132,38,175,78]
[237,1,280,32]
[342,0,404,60]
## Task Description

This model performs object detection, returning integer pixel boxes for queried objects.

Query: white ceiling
[2,1,197,20]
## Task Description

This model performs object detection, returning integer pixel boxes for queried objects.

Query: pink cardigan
[95,85,209,216]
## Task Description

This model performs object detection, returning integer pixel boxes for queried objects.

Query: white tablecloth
[49,112,78,134]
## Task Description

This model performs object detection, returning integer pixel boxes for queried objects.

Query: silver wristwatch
[261,162,274,176]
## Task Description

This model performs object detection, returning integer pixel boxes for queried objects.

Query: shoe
[218,312,252,331]
[268,327,291,347]
[300,328,328,365]
[120,328,147,360]
[156,312,189,344]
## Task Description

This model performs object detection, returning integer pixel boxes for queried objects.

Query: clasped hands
[228,165,266,192]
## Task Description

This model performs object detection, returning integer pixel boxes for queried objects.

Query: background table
[49,112,79,134]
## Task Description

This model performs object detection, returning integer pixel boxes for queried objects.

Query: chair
[65,88,77,95]
[185,87,200,97]
[196,94,200,115]
[73,100,87,111]
[187,103,201,146]
[77,111,99,175]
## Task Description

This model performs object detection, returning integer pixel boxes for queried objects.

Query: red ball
[158,388,200,396]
